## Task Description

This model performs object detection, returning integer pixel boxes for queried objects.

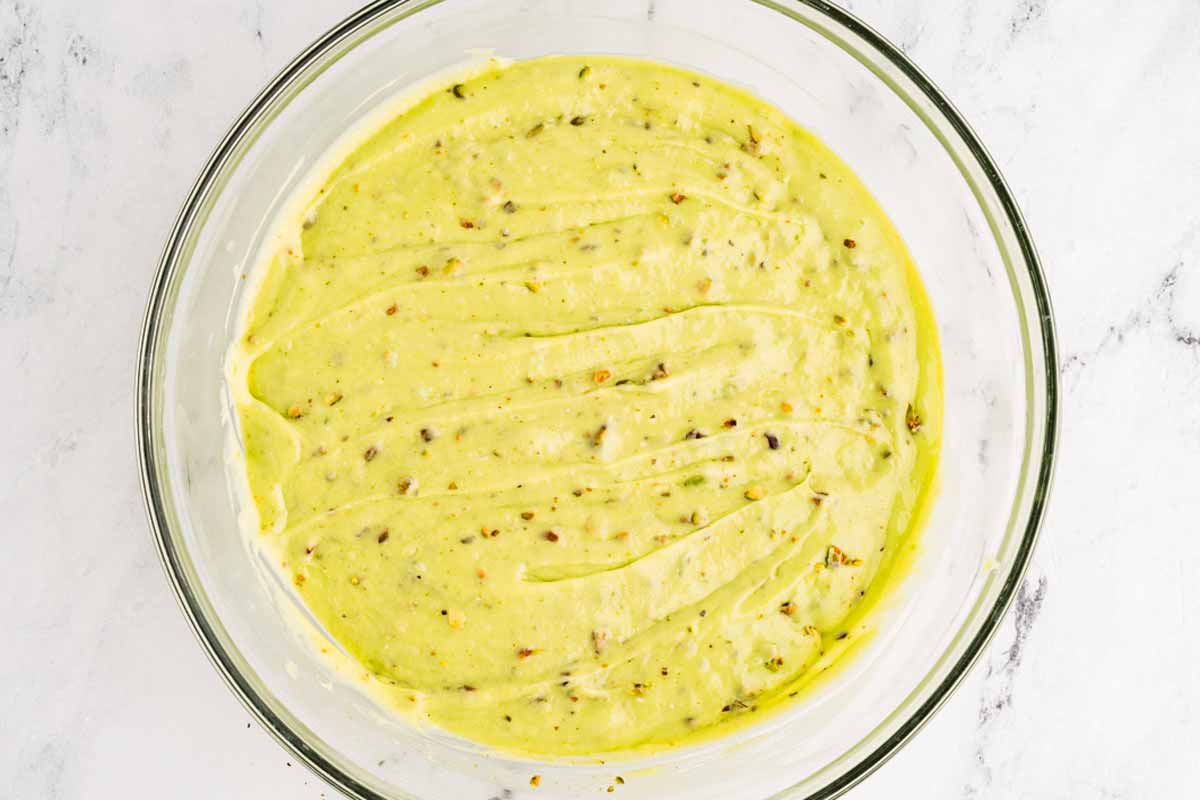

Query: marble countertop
[3,0,1198,797]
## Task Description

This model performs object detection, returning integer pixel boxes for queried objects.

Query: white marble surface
[3,0,1199,797]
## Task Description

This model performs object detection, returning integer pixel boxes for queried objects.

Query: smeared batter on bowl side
[230,55,941,756]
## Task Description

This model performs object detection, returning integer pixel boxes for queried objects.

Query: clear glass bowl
[135,1,1058,798]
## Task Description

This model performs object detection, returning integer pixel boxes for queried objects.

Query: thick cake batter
[230,55,941,756]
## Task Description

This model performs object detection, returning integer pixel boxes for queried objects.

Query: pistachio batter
[231,56,941,756]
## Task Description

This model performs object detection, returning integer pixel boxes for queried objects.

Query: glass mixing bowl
[136,1,1058,797]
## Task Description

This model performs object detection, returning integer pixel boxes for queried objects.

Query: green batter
[230,55,942,756]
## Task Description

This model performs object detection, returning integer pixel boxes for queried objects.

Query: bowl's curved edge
[763,2,1060,799]
[135,2,417,799]
[135,1,1059,799]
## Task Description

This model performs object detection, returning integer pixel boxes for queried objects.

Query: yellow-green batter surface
[231,55,941,756]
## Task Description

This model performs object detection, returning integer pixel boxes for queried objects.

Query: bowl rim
[135,1,1059,797]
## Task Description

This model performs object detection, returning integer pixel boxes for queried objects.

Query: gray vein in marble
[980,574,1047,725]
[239,0,267,46]
[965,572,1048,797]
[1,6,118,323]
[1062,255,1200,385]
[0,1,38,136]
[960,205,994,281]
[1008,0,1047,41]
[0,1,41,320]
[65,32,89,67]
[0,216,16,300]
[1161,263,1200,348]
